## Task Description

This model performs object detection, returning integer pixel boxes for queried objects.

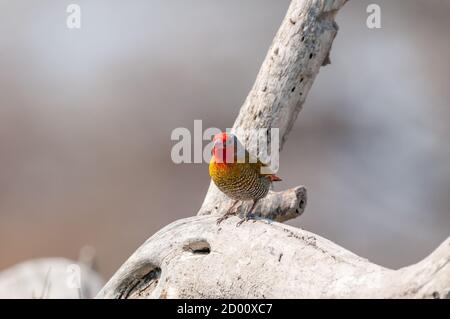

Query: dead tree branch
[97,0,450,299]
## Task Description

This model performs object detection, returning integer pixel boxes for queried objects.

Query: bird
[209,132,282,226]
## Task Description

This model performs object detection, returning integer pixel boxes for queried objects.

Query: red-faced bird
[209,132,282,226]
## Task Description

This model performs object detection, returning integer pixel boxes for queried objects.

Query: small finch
[209,132,282,226]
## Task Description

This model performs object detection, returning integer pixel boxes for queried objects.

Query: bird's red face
[212,132,236,164]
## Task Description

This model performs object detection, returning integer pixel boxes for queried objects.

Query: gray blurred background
[0,0,449,277]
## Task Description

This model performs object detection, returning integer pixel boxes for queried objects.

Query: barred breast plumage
[209,158,271,201]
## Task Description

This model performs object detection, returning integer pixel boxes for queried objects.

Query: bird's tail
[268,175,282,182]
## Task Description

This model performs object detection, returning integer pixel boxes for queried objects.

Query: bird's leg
[236,199,259,227]
[216,200,240,225]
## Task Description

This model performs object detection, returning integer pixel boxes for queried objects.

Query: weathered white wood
[0,258,104,299]
[97,0,450,298]
[198,186,307,222]
[97,216,450,298]
[199,0,346,219]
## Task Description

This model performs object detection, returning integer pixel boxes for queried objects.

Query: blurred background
[0,0,449,278]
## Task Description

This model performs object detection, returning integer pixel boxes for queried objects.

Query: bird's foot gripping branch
[199,185,307,224]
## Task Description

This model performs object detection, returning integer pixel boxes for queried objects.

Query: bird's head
[211,132,238,164]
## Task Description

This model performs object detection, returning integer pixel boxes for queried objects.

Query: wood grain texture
[97,216,450,298]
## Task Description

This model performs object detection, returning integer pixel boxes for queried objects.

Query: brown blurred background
[0,0,449,278]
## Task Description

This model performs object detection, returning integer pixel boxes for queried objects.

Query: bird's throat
[212,146,235,165]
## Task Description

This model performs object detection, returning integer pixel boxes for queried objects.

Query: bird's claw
[236,214,256,227]
[216,216,227,225]
[216,211,238,225]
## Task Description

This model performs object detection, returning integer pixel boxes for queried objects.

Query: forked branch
[97,0,450,299]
